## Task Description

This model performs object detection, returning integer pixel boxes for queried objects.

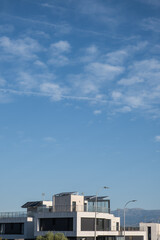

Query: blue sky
[0,0,160,212]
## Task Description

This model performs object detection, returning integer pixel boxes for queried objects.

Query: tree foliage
[36,232,68,240]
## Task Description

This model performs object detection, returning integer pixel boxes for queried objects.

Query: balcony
[52,205,110,213]
[0,204,110,219]
[0,212,28,219]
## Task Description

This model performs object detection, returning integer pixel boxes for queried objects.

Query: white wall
[140,223,160,240]
[76,211,120,237]
[53,194,84,212]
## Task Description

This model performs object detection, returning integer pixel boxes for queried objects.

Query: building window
[0,223,24,235]
[81,218,111,231]
[39,218,73,231]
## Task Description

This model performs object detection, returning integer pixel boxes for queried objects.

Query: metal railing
[52,205,110,213]
[120,227,140,231]
[0,205,110,218]
[0,211,27,219]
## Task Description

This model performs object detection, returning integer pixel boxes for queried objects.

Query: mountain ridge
[111,208,160,226]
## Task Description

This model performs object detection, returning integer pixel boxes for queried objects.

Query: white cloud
[0,91,12,103]
[48,55,69,66]
[155,136,160,142]
[86,45,98,55]
[118,106,132,113]
[105,42,148,66]
[86,62,124,80]
[17,72,37,90]
[0,77,6,86]
[50,41,71,53]
[71,74,99,95]
[125,96,144,108]
[34,60,46,68]
[40,82,67,101]
[7,15,71,35]
[142,18,160,32]
[106,50,128,65]
[118,77,144,86]
[80,45,99,63]
[0,36,42,59]
[112,91,122,100]
[111,58,160,113]
[48,41,71,66]
[138,0,160,7]
[43,137,56,142]
[93,110,102,115]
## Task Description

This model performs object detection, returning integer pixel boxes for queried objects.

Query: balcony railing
[120,227,140,231]
[0,211,27,219]
[52,205,110,213]
[0,205,110,218]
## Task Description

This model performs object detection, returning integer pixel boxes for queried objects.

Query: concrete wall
[77,211,120,237]
[140,223,160,240]
[53,194,84,212]
[0,217,34,240]
[34,211,77,237]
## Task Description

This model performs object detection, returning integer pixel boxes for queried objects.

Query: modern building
[140,223,160,240]
[0,192,147,240]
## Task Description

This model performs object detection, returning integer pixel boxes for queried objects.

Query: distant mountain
[111,208,160,227]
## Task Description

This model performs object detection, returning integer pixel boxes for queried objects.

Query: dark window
[72,202,76,212]
[125,237,144,240]
[0,223,24,235]
[81,218,94,231]
[148,227,151,240]
[116,222,119,231]
[81,218,111,231]
[40,218,73,231]
[97,237,116,240]
[97,219,104,231]
[104,219,111,231]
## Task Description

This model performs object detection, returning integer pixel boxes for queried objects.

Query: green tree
[36,232,67,240]
[54,233,67,240]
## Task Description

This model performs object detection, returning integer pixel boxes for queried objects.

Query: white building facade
[0,192,147,240]
[140,223,160,240]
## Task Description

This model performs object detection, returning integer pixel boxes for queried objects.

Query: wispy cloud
[86,62,124,80]
[0,36,42,59]
[93,110,102,115]
[155,136,160,142]
[0,30,159,118]
[110,58,160,115]
[0,77,6,86]
[118,76,144,86]
[43,137,56,142]
[142,18,160,32]
[79,45,99,63]
[137,0,160,7]
[106,50,128,65]
[3,14,71,35]
[40,82,68,101]
[48,40,71,66]
[34,60,46,68]
[50,41,71,53]
[17,72,38,90]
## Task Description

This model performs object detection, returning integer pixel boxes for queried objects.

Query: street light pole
[94,186,109,240]
[124,200,137,240]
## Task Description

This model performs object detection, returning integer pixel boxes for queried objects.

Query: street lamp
[94,186,109,240]
[124,200,137,240]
